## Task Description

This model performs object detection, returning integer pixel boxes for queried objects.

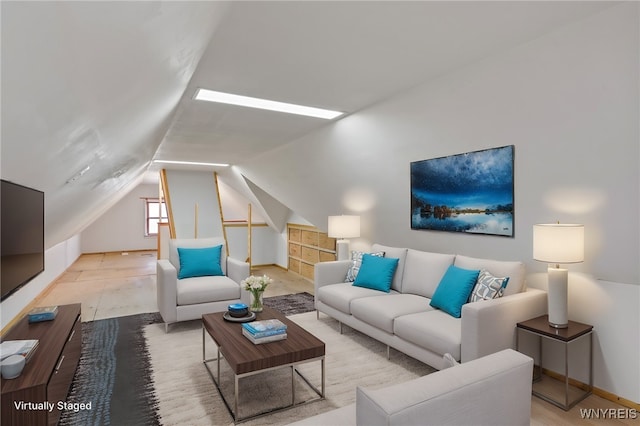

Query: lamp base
[336,240,350,261]
[547,267,569,329]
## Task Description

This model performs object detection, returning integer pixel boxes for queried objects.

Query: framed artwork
[410,145,514,237]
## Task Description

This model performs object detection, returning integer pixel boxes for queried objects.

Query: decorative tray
[222,311,256,323]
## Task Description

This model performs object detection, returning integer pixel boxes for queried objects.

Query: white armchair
[156,237,250,332]
[288,349,533,426]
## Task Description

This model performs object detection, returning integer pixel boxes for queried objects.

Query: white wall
[1,235,81,328]
[218,178,266,223]
[163,170,224,239]
[81,183,158,253]
[237,4,639,402]
[225,225,279,266]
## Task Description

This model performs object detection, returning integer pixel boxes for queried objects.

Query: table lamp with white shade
[533,223,584,329]
[328,215,360,261]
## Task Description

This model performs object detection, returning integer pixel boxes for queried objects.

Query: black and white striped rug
[59,312,162,426]
[59,292,315,426]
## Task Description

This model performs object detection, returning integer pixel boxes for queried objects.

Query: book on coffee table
[242,328,287,344]
[241,319,287,337]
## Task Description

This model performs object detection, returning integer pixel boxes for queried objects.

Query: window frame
[144,198,167,237]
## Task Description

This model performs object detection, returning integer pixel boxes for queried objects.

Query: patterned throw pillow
[346,250,385,282]
[469,269,510,302]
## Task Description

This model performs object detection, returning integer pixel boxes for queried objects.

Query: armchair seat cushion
[177,276,241,306]
[317,283,396,315]
[394,310,462,360]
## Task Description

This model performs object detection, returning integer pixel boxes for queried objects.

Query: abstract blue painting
[410,145,514,237]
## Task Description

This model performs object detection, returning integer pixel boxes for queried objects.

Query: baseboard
[251,263,287,271]
[82,249,157,256]
[542,368,640,410]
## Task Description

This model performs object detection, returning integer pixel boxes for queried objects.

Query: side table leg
[564,341,570,409]
[538,335,543,381]
[589,333,593,392]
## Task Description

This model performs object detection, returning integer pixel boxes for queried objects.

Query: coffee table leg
[291,366,295,405]
[206,356,325,423]
[322,357,325,397]
[235,374,240,418]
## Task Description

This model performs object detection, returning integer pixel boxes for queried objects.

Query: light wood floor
[38,251,634,425]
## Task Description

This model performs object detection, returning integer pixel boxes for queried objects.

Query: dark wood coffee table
[202,306,325,422]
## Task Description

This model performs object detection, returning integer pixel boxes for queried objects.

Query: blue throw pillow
[352,254,399,293]
[177,245,224,279]
[430,265,480,318]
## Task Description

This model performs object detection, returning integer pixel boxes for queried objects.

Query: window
[145,198,168,236]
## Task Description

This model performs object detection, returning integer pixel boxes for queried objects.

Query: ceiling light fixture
[153,160,229,167]
[194,88,344,120]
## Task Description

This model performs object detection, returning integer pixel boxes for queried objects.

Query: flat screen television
[1,179,45,301]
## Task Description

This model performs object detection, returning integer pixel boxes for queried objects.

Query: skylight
[194,88,344,120]
[153,160,229,167]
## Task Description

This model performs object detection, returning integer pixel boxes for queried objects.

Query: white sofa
[156,237,250,331]
[315,244,547,369]
[289,349,534,426]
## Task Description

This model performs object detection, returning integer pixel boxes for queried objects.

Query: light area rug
[145,312,436,426]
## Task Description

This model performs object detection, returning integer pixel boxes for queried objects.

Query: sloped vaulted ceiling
[1,1,616,249]
[1,1,229,248]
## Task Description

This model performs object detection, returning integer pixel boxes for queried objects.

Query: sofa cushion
[318,283,391,315]
[177,245,223,279]
[346,250,385,282]
[371,244,408,292]
[454,255,524,296]
[430,265,480,318]
[394,310,462,360]
[402,249,455,298]
[176,275,240,305]
[469,269,509,302]
[351,294,433,333]
[353,254,399,293]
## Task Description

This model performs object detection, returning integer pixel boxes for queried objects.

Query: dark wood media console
[1,304,82,426]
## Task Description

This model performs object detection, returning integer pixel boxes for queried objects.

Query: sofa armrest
[157,259,178,324]
[461,288,547,362]
[314,260,351,309]
[314,260,351,290]
[355,349,533,426]
[226,257,251,305]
